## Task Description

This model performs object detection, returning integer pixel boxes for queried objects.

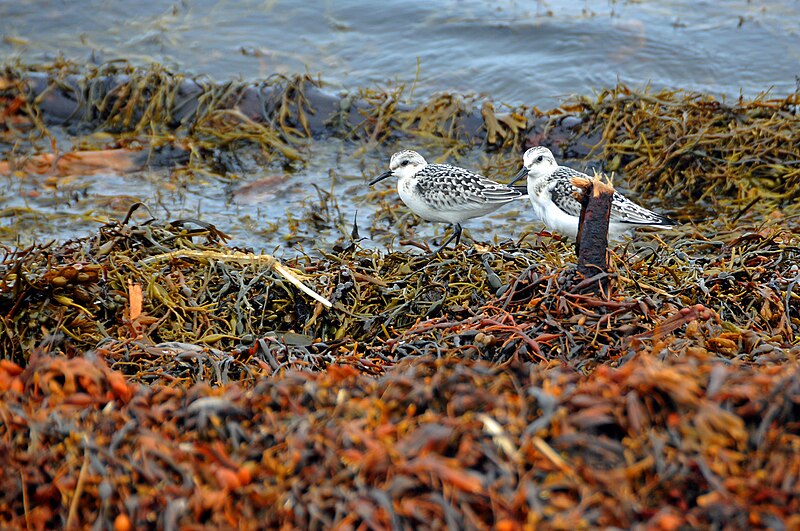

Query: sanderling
[509,146,675,241]
[370,150,522,253]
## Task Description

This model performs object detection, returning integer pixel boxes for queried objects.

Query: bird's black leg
[431,223,462,256]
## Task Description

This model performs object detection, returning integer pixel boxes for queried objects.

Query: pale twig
[141,250,333,308]
[66,446,90,530]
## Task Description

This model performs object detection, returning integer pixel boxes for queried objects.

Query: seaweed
[1,63,799,529]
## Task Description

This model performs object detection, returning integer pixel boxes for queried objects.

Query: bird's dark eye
[536,156,543,163]
[401,160,410,167]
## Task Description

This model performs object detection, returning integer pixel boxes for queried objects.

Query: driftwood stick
[573,173,614,296]
[141,249,333,308]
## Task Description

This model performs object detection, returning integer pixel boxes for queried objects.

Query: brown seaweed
[0,63,799,529]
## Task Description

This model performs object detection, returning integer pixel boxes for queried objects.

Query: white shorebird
[509,146,675,241]
[370,150,522,253]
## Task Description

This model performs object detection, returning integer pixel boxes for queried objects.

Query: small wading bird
[509,146,675,241]
[370,150,522,254]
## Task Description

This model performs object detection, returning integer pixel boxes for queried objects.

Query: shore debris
[574,173,614,296]
[1,63,799,528]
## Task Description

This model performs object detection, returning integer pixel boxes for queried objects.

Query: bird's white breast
[527,177,580,240]
[397,176,503,224]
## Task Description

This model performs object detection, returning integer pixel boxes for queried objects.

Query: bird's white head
[369,150,428,186]
[388,150,428,179]
[522,147,557,178]
[509,146,558,186]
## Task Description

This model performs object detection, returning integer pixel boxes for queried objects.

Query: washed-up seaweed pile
[1,210,796,383]
[0,208,797,528]
[572,85,800,203]
[0,61,531,163]
[0,342,797,529]
[1,64,800,528]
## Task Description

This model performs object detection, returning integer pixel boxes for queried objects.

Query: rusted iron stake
[574,175,614,296]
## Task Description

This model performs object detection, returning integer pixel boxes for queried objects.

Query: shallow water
[0,141,530,255]
[2,0,798,104]
[1,0,798,253]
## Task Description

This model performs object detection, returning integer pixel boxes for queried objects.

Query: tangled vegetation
[0,64,798,529]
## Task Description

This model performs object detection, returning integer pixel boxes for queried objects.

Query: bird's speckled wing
[609,191,673,225]
[547,167,585,217]
[414,164,521,210]
[548,167,673,226]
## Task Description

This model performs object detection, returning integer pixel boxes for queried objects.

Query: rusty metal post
[574,175,614,296]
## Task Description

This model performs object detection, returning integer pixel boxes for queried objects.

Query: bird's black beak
[508,166,528,186]
[369,170,393,186]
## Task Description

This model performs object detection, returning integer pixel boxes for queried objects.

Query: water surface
[2,0,798,103]
[1,0,798,253]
